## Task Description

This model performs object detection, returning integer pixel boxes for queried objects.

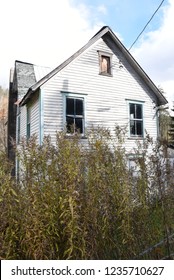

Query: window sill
[99,72,113,77]
[128,136,144,140]
[65,135,88,140]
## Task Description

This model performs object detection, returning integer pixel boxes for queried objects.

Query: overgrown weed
[0,127,174,259]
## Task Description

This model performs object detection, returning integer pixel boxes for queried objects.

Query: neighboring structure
[8,26,167,170]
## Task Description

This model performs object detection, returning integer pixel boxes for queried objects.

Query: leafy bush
[0,127,174,259]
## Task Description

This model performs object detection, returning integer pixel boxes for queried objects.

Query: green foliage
[159,107,170,143]
[0,86,8,152]
[0,127,174,259]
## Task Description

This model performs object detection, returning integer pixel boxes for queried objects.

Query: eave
[20,26,168,107]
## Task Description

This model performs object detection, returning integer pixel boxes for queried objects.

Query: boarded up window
[98,51,112,76]
[101,55,111,74]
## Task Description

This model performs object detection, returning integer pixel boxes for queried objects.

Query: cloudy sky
[0,0,173,105]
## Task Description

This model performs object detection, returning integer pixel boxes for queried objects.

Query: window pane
[75,99,83,116]
[75,118,83,134]
[130,104,135,119]
[136,104,142,119]
[27,124,30,138]
[129,103,143,137]
[66,96,84,134]
[136,121,143,136]
[27,107,31,139]
[17,116,20,143]
[130,120,135,135]
[66,98,74,115]
[27,107,31,123]
[66,116,74,133]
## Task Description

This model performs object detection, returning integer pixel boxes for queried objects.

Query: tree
[167,109,174,147]
[157,86,171,145]
[159,106,170,144]
[0,86,8,152]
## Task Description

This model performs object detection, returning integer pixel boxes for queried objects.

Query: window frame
[26,106,31,139]
[128,155,142,177]
[63,93,86,136]
[16,105,21,144]
[98,51,113,76]
[128,100,144,138]
[17,115,21,144]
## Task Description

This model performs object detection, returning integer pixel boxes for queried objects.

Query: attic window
[98,51,112,76]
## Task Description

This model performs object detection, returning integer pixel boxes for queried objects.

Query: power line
[75,1,166,90]
[46,1,166,95]
[129,0,165,51]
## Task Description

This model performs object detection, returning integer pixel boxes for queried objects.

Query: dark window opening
[66,97,84,134]
[27,107,31,139]
[17,115,20,144]
[130,103,143,137]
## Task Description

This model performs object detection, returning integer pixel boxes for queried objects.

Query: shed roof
[20,26,168,106]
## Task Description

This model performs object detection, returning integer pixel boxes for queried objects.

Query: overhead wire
[128,0,165,51]
[69,0,166,91]
[63,2,166,131]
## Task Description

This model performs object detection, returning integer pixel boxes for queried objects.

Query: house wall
[20,91,40,142]
[20,106,26,139]
[30,95,40,138]
[39,37,158,154]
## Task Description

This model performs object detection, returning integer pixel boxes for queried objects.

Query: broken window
[98,51,112,75]
[66,97,84,134]
[129,103,143,137]
[101,55,111,74]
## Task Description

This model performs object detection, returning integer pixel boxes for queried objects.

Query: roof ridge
[19,26,168,106]
[20,26,110,106]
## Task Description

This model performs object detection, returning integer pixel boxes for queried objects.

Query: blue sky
[0,0,173,105]
[73,0,165,47]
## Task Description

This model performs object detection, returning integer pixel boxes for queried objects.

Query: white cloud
[2,0,173,112]
[132,0,174,106]
[0,0,103,87]
[97,4,107,15]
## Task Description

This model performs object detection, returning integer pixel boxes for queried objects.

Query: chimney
[9,68,14,84]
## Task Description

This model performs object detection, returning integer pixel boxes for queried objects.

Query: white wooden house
[8,26,167,169]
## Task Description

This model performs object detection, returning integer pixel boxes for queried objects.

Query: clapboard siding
[39,38,158,153]
[20,92,40,142]
[20,106,26,138]
[30,96,39,139]
[18,37,158,154]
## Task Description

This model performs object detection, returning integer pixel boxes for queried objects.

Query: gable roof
[20,26,168,106]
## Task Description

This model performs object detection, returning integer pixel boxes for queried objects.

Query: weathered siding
[30,95,40,138]
[40,38,158,154]
[20,92,40,142]
[20,106,27,138]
